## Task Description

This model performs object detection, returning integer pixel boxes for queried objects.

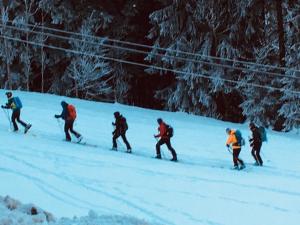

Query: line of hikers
[1,91,266,167]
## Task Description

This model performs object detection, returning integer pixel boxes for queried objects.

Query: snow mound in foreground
[0,196,154,225]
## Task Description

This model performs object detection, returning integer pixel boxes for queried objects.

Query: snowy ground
[0,90,300,225]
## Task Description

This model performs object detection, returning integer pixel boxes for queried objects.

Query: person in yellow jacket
[226,128,245,170]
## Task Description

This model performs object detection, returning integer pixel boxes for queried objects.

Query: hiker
[1,91,31,133]
[112,111,132,153]
[249,122,263,166]
[54,101,82,142]
[225,128,245,170]
[154,118,177,161]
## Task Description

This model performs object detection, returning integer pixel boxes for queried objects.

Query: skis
[76,141,98,148]
[151,156,179,163]
[64,137,98,148]
[110,148,132,154]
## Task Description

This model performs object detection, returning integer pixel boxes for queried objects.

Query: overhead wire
[0,34,300,95]
[1,19,300,75]
[1,23,300,81]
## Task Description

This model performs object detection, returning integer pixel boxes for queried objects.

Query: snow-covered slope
[0,90,300,225]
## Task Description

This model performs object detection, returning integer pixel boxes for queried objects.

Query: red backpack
[67,104,77,120]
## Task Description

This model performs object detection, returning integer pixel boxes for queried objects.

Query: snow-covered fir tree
[278,0,300,130]
[63,12,112,99]
[147,0,266,120]
[0,3,19,89]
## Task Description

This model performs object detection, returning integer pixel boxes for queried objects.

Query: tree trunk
[4,38,12,89]
[276,0,286,68]
[6,58,11,89]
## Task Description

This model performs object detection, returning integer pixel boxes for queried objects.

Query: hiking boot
[24,124,32,134]
[239,164,246,170]
[155,155,162,159]
[232,165,239,170]
[253,162,259,166]
[170,158,178,162]
[77,135,83,143]
[126,149,132,153]
[111,147,117,151]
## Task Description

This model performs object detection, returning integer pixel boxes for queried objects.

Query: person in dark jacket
[1,91,31,133]
[249,122,263,166]
[112,111,132,153]
[55,101,82,142]
[154,118,177,161]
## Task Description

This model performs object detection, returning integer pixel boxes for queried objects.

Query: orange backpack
[67,104,77,120]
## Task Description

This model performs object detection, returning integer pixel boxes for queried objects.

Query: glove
[226,144,230,148]
[1,105,4,108]
[54,115,60,118]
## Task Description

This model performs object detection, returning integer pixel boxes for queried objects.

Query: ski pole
[117,139,126,150]
[154,136,166,158]
[56,118,64,134]
[227,146,233,155]
[2,108,12,131]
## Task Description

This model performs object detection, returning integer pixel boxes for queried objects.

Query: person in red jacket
[154,118,177,161]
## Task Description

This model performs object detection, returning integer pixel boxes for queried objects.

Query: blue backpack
[235,130,245,146]
[13,97,23,109]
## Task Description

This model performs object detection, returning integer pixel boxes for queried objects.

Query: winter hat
[5,91,12,98]
[226,128,231,133]
[249,122,256,129]
[61,101,67,107]
[114,111,120,117]
[157,118,163,124]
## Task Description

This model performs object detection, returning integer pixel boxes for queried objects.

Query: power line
[1,23,300,81]
[1,19,300,75]
[1,34,300,95]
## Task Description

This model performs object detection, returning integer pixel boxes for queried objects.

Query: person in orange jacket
[154,118,177,161]
[226,128,245,170]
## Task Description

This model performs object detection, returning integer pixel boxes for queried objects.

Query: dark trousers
[233,148,244,166]
[251,144,263,165]
[65,120,81,141]
[12,109,27,131]
[156,138,177,160]
[113,132,131,150]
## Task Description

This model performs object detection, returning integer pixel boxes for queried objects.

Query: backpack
[258,126,267,142]
[13,97,23,109]
[121,117,128,131]
[235,130,245,146]
[166,124,174,138]
[67,104,77,120]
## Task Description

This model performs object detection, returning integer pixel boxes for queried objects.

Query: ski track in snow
[1,90,300,225]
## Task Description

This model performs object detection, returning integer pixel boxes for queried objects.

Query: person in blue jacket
[1,91,31,133]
